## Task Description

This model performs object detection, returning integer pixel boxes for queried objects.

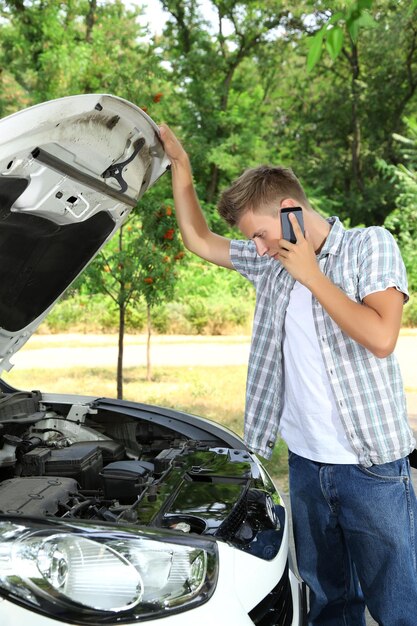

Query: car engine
[0,389,283,559]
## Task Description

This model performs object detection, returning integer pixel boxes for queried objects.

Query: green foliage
[148,297,253,335]
[175,253,253,299]
[306,1,376,72]
[141,0,416,234]
[42,291,253,335]
[382,117,417,293]
[277,0,417,227]
[44,293,145,333]
[134,199,184,308]
[78,198,185,347]
[2,0,417,233]
[43,261,255,335]
[183,296,252,335]
[0,0,166,112]
[157,0,303,203]
[83,219,141,311]
[384,198,417,294]
[403,295,417,327]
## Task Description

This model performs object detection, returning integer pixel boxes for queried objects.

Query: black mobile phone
[280,207,304,244]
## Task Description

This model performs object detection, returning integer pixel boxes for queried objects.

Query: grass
[3,363,290,492]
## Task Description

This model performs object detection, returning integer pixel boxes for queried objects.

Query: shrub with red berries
[135,199,185,308]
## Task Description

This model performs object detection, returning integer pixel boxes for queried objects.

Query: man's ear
[280,198,299,209]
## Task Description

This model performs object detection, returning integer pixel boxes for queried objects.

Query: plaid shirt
[230,217,415,466]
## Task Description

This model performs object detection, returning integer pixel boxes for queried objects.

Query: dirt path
[11,334,252,369]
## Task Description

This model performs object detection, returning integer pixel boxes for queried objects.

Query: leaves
[358,0,373,9]
[134,200,185,308]
[383,118,417,292]
[325,26,344,61]
[307,29,324,72]
[306,1,377,70]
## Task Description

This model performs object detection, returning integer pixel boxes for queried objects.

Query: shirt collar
[317,216,345,259]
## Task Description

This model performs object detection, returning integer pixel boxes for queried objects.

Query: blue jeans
[288,452,417,626]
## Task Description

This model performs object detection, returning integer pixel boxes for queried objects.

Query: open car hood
[0,94,169,375]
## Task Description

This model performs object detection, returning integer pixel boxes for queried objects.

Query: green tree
[158,0,304,213]
[135,201,184,381]
[82,218,145,398]
[0,0,159,105]
[155,0,417,230]
[383,117,417,293]
[270,0,417,225]
[306,0,376,72]
[82,201,184,394]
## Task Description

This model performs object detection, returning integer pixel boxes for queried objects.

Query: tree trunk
[349,42,365,194]
[205,62,237,202]
[206,162,220,204]
[86,0,97,43]
[117,301,125,399]
[146,303,152,382]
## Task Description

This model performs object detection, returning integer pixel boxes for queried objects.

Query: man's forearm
[170,156,211,254]
[169,155,233,268]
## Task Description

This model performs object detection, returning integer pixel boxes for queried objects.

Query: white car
[0,95,306,626]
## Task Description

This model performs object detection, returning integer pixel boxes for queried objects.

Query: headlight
[0,518,218,623]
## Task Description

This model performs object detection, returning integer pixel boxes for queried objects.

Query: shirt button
[339,400,343,407]
[267,440,274,449]
[330,369,334,375]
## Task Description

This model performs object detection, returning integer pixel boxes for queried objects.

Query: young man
[159,123,417,625]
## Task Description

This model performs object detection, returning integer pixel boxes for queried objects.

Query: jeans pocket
[356,457,409,481]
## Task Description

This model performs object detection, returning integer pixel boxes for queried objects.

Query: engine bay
[0,389,283,558]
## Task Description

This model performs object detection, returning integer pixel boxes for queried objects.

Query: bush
[177,296,252,335]
[152,297,253,335]
[38,249,256,335]
[42,294,117,333]
[42,294,144,334]
[40,292,254,335]
[159,302,194,334]
[403,294,417,328]
[185,297,210,334]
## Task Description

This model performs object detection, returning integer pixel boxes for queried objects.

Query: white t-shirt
[279,281,359,463]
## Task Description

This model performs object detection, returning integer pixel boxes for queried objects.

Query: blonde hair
[218,165,310,226]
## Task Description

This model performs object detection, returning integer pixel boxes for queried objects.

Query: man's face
[237,209,282,259]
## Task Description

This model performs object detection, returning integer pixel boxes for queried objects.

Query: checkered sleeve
[230,239,268,286]
[357,226,409,303]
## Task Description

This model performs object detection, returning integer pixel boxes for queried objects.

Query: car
[0,94,306,626]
